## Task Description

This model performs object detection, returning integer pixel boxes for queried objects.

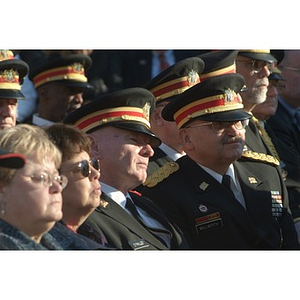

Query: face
[60,151,101,224]
[0,98,17,129]
[90,127,154,193]
[236,55,271,111]
[252,80,279,121]
[150,101,183,153]
[277,51,300,108]
[0,153,63,238]
[42,83,84,122]
[180,119,246,174]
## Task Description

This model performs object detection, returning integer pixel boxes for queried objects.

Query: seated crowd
[0,49,299,250]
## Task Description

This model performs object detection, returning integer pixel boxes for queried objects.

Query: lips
[0,123,13,128]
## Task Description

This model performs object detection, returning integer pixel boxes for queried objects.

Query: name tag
[195,212,223,233]
[129,239,150,250]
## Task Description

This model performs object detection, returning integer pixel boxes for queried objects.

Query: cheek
[7,187,48,217]
[63,180,85,202]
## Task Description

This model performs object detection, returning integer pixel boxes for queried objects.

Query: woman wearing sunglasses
[0,124,66,250]
[45,123,111,249]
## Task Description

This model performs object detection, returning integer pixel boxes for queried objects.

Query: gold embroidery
[252,116,280,161]
[143,161,179,187]
[242,150,280,166]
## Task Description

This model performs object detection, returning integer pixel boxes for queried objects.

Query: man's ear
[89,135,101,158]
[150,107,164,126]
[179,128,194,151]
[37,86,49,102]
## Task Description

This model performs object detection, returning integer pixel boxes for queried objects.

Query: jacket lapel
[234,161,273,239]
[98,193,168,249]
[178,157,258,238]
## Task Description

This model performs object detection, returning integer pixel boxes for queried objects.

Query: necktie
[125,197,144,224]
[222,175,235,198]
[125,197,170,247]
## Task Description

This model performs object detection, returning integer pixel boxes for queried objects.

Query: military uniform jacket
[78,191,189,250]
[245,117,300,222]
[137,146,176,195]
[140,155,299,249]
[267,102,300,181]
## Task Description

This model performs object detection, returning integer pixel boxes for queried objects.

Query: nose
[226,123,241,135]
[267,84,278,98]
[140,144,154,157]
[89,166,100,181]
[49,180,64,193]
[257,65,271,78]
[70,92,84,106]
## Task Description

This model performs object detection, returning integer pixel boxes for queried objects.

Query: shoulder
[143,161,180,188]
[240,151,280,167]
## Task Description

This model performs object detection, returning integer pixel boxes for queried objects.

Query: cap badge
[71,62,84,73]
[142,102,151,121]
[0,70,19,83]
[187,70,199,86]
[0,50,14,62]
[224,89,235,102]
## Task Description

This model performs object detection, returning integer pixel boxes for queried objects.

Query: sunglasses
[77,158,100,177]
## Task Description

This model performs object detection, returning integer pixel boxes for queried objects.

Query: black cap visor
[113,122,161,148]
[185,109,252,126]
[0,89,26,100]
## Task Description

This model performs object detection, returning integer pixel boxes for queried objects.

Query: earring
[1,199,6,216]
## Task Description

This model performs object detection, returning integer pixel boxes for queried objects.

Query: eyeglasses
[24,172,68,189]
[236,59,271,74]
[74,158,100,178]
[185,119,249,134]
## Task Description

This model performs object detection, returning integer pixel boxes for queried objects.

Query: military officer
[0,50,29,130]
[29,53,93,126]
[140,57,204,180]
[64,87,188,250]
[140,73,299,249]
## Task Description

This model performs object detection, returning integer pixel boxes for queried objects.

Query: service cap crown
[162,73,252,129]
[64,87,161,148]
[144,57,204,103]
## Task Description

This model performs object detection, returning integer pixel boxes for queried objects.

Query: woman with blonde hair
[0,124,67,249]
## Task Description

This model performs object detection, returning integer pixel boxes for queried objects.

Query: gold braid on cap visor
[200,63,236,80]
[74,106,151,133]
[33,63,87,88]
[150,71,200,101]
[174,91,244,129]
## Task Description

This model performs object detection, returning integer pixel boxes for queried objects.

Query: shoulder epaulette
[241,151,280,166]
[143,161,179,188]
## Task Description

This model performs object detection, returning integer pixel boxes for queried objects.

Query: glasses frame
[77,158,100,177]
[24,172,68,190]
[63,158,100,178]
[185,119,249,134]
[236,59,271,74]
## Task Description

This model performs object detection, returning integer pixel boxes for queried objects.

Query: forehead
[45,82,83,94]
[0,98,17,105]
[62,151,90,165]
